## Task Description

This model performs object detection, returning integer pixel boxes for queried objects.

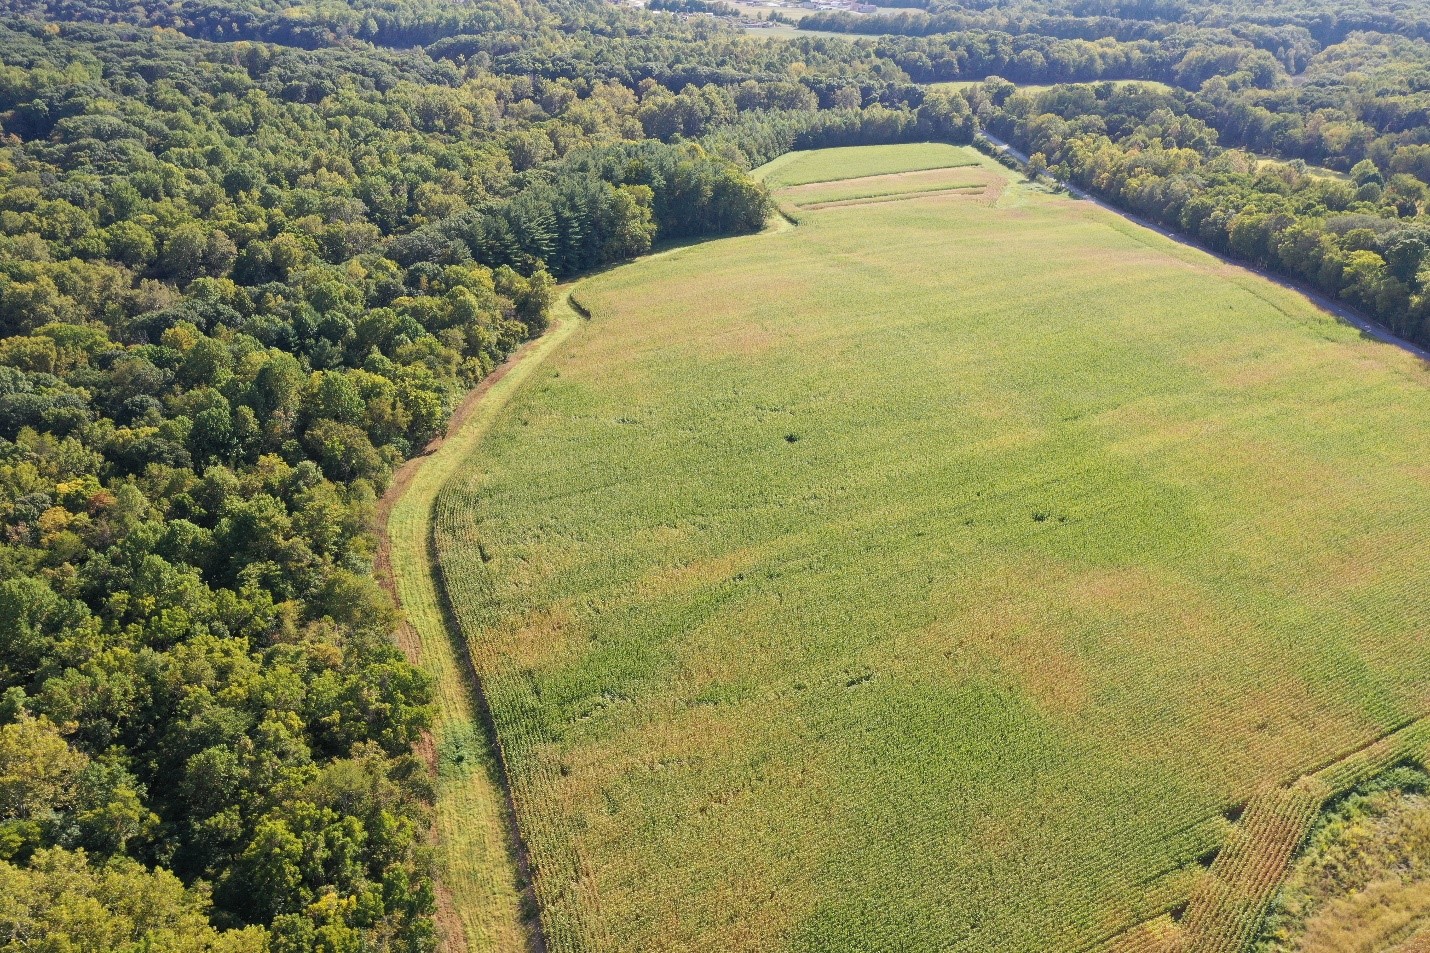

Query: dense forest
[0,0,1426,948]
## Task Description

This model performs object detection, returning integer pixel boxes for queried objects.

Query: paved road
[977,131,1430,364]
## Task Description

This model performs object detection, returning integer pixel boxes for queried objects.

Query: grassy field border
[378,297,585,953]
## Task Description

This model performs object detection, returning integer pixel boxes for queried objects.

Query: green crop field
[754,142,980,188]
[431,143,1430,952]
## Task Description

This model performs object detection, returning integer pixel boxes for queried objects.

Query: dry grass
[1249,758,1430,953]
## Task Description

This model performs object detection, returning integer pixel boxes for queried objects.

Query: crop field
[431,143,1430,952]
[754,142,980,188]
[776,165,997,209]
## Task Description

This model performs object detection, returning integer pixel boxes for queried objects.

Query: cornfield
[429,145,1430,952]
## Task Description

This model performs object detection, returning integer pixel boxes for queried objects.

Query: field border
[976,130,1430,366]
[376,297,585,953]
[1180,716,1430,953]
[1090,716,1430,953]
[376,211,793,952]
[773,158,982,189]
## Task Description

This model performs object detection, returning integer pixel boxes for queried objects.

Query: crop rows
[1175,718,1430,953]
[431,144,1430,952]
[447,411,1428,953]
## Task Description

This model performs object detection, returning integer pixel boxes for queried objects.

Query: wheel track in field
[1085,714,1430,953]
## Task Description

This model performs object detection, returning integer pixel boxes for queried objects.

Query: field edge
[377,297,585,953]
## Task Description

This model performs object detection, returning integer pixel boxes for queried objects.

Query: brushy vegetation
[1254,765,1430,953]
[433,144,1430,952]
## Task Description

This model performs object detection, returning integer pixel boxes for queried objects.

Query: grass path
[377,296,584,953]
[377,209,794,952]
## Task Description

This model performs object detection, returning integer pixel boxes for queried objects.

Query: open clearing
[430,143,1430,952]
[754,142,979,188]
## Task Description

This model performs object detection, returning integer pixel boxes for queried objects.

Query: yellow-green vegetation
[1253,155,1351,182]
[432,144,1430,952]
[0,847,267,953]
[384,301,583,953]
[777,165,993,208]
[1256,767,1430,953]
[754,141,979,187]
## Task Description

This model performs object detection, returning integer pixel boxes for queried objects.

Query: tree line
[0,14,771,952]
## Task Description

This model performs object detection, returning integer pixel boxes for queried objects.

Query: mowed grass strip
[792,183,987,210]
[433,145,1430,953]
[755,141,981,188]
[781,166,995,207]
[384,301,583,953]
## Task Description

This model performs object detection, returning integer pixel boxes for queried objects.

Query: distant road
[976,130,1430,364]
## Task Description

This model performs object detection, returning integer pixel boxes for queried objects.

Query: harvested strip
[779,166,995,205]
[770,159,980,188]
[778,165,988,197]
[795,184,986,210]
